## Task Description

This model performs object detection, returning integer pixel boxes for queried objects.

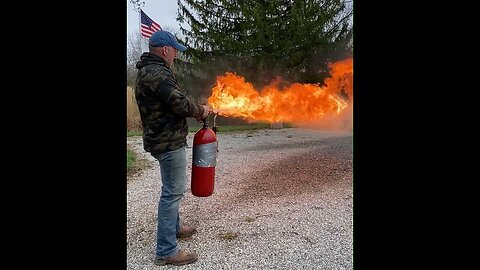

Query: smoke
[292,57,353,133]
[294,101,353,133]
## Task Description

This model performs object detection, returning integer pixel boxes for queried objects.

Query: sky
[126,0,184,39]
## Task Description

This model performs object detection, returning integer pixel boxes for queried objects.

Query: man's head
[149,30,187,52]
[149,30,186,68]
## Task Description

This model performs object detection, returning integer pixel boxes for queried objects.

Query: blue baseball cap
[149,30,187,52]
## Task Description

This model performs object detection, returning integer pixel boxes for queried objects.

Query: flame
[207,57,353,123]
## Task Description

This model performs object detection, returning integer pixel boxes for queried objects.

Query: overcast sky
[126,0,184,39]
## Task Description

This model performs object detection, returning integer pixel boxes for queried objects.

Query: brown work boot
[154,250,198,266]
[176,225,197,238]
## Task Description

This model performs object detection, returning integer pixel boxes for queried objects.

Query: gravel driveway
[127,127,353,270]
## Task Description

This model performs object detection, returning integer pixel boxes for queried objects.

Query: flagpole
[131,1,148,53]
[139,8,141,40]
[139,8,145,52]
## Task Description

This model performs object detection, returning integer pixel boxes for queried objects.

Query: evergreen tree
[176,0,352,95]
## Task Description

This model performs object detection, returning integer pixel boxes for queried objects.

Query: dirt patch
[127,158,152,177]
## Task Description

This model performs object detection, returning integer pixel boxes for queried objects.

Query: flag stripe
[140,9,162,39]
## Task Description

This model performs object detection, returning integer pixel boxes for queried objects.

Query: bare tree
[127,26,187,87]
[127,32,143,87]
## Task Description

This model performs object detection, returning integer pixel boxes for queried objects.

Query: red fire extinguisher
[191,117,218,197]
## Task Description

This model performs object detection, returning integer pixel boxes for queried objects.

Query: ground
[127,127,353,270]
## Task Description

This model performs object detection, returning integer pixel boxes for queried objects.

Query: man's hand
[197,105,213,122]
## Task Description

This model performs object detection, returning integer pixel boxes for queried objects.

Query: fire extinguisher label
[192,141,217,167]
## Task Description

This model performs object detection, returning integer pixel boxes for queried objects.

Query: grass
[127,146,152,177]
[218,231,238,241]
[127,131,143,137]
[127,122,294,137]
[204,123,270,132]
[127,148,136,173]
[244,216,256,222]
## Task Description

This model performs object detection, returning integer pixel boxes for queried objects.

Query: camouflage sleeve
[157,74,204,118]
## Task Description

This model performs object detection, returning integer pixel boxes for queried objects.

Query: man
[134,30,212,266]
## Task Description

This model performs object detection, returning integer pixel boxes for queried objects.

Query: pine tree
[176,0,352,96]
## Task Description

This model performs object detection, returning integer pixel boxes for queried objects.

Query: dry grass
[127,157,153,177]
[218,231,238,241]
[127,146,152,178]
[244,216,256,222]
[127,86,142,132]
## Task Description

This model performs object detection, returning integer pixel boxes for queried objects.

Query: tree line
[127,0,353,102]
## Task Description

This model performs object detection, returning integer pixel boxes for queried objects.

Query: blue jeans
[152,147,187,259]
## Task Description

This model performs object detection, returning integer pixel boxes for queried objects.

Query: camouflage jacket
[135,52,205,155]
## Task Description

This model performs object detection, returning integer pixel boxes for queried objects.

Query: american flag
[140,9,162,38]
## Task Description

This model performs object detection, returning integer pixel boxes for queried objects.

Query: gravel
[127,127,353,270]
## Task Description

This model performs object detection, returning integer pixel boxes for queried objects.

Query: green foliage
[127,148,136,172]
[190,123,271,132]
[223,124,291,132]
[189,122,294,132]
[127,131,143,137]
[127,123,291,136]
[177,0,353,94]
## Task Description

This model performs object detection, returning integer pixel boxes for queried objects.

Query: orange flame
[207,57,353,123]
